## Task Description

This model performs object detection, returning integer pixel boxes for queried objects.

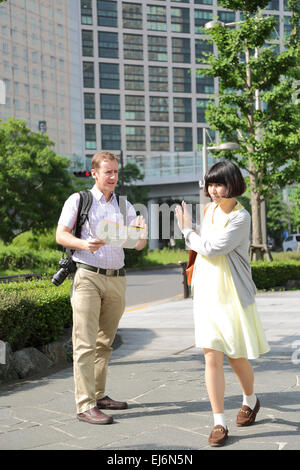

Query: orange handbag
[185,203,210,286]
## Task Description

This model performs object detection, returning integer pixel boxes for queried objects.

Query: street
[125,267,184,308]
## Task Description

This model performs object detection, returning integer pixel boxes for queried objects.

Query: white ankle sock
[213,413,227,429]
[243,393,257,410]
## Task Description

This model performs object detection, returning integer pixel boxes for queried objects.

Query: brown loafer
[97,395,128,410]
[208,425,229,447]
[236,398,260,426]
[77,406,113,424]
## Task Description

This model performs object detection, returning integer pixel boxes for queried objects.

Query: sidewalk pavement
[0,290,299,452]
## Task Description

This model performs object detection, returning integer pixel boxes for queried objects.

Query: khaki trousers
[71,267,126,414]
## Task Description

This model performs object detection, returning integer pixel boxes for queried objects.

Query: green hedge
[0,245,61,273]
[0,259,299,352]
[251,259,300,289]
[0,279,72,351]
[0,245,146,274]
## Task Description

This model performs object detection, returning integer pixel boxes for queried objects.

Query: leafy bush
[0,245,61,273]
[11,228,59,251]
[0,279,72,351]
[251,259,300,289]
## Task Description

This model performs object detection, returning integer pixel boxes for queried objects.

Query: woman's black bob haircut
[204,161,246,198]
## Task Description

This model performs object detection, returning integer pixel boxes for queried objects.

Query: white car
[282,234,300,252]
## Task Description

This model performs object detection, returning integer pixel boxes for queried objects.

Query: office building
[0,0,84,170]
[80,0,293,198]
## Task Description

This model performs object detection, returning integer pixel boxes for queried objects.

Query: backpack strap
[74,189,93,239]
[66,190,93,258]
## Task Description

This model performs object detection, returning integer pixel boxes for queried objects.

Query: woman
[175,161,270,447]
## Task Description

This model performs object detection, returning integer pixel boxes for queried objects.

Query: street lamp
[199,127,240,221]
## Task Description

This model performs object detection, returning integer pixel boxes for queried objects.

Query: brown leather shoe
[97,395,128,410]
[77,406,113,424]
[208,425,229,447]
[236,398,260,426]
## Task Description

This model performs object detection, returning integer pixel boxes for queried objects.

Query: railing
[0,273,42,283]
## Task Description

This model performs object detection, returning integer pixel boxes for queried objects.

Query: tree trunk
[249,158,264,261]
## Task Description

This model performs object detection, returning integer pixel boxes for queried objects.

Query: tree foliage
[0,118,74,244]
[199,0,300,258]
[289,184,300,232]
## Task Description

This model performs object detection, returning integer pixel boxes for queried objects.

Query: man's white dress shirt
[58,185,136,269]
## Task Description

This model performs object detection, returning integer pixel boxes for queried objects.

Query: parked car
[282,234,300,252]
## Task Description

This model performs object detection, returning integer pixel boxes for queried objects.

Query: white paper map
[96,219,143,249]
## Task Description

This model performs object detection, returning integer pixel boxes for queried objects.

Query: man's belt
[76,263,125,277]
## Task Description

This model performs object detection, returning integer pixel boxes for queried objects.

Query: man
[56,151,147,424]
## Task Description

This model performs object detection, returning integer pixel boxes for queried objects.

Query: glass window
[283,15,292,37]
[150,97,169,121]
[97,0,118,27]
[197,98,210,122]
[195,39,213,60]
[172,38,190,63]
[83,62,94,88]
[81,0,93,24]
[101,124,121,150]
[99,63,119,89]
[194,9,213,33]
[173,68,191,93]
[123,34,143,60]
[84,93,95,119]
[126,126,146,150]
[124,65,144,90]
[85,124,97,150]
[171,7,190,33]
[173,97,192,122]
[174,127,192,151]
[265,0,279,9]
[196,74,214,94]
[218,11,236,28]
[195,0,213,4]
[267,14,280,39]
[147,5,167,31]
[98,31,118,58]
[148,36,168,62]
[150,127,169,151]
[122,2,142,29]
[100,94,120,120]
[172,0,189,2]
[284,0,291,10]
[125,95,145,120]
[197,128,215,150]
[82,30,93,56]
[149,66,168,92]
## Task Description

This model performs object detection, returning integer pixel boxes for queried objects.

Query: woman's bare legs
[203,348,225,413]
[226,356,254,396]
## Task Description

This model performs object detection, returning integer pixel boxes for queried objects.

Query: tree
[289,184,300,232]
[266,193,290,248]
[116,161,148,206]
[0,118,74,244]
[199,0,300,260]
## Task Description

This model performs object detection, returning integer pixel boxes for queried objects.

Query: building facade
[0,0,84,170]
[0,0,294,194]
[80,0,292,192]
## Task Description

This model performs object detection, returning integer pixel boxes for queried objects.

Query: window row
[84,94,211,122]
[83,62,214,93]
[82,31,213,62]
[81,1,215,30]
[85,124,210,152]
[81,1,287,30]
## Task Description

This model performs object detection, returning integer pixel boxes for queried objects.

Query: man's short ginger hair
[91,151,119,170]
